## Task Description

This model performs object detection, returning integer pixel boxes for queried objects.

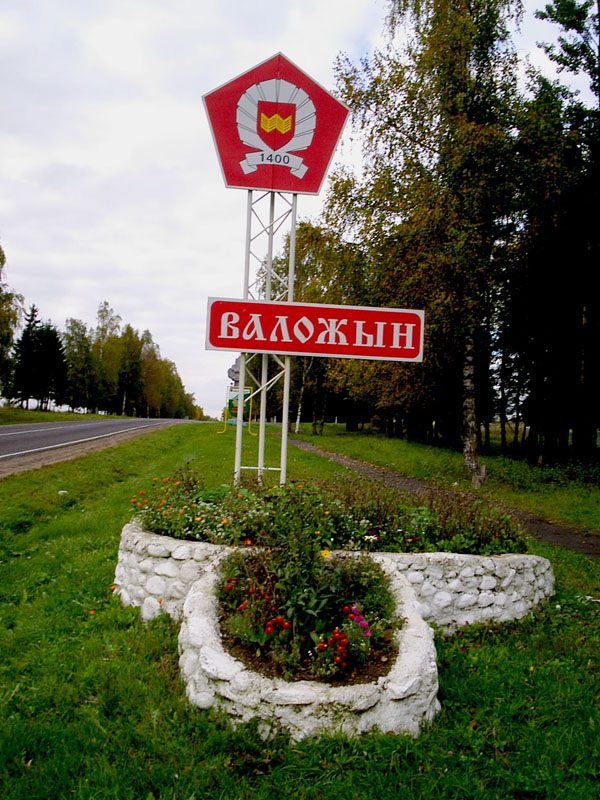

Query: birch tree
[329,0,521,482]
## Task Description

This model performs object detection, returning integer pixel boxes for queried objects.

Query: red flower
[265,625,275,636]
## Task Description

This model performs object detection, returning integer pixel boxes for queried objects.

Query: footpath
[289,438,600,560]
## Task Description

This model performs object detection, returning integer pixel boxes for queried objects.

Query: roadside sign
[203,52,349,194]
[227,385,251,417]
[207,298,424,362]
[227,356,241,383]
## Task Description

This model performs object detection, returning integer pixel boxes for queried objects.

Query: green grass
[292,425,600,534]
[1,423,599,799]
[0,406,127,425]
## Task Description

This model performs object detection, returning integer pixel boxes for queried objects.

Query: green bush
[132,470,527,555]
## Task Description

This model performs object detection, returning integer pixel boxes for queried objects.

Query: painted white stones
[113,521,555,739]
[178,554,440,741]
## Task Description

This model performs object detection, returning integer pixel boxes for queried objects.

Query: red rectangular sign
[206,298,424,362]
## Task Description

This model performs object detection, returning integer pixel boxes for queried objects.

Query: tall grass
[293,425,600,534]
[1,423,599,799]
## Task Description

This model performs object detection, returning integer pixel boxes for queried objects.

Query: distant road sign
[203,53,349,194]
[207,298,424,362]
[227,357,241,383]
[227,385,250,417]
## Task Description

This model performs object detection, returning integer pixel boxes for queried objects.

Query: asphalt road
[0,418,180,464]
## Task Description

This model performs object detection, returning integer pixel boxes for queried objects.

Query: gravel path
[289,438,600,559]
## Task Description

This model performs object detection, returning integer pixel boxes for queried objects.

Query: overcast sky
[0,0,587,417]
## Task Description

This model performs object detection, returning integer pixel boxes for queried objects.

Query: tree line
[0,266,201,419]
[268,0,599,472]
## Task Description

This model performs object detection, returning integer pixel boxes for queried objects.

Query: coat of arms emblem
[236,79,317,179]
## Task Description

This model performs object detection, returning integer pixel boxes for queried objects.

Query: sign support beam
[234,190,298,485]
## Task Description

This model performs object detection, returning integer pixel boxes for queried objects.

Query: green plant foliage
[134,470,527,555]
[217,544,397,680]
[1,423,599,798]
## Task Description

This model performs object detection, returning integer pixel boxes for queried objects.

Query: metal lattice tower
[234,189,297,484]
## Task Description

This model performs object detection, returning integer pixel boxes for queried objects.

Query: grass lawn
[1,423,599,799]
[291,425,600,535]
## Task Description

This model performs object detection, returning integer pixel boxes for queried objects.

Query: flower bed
[115,520,554,633]
[114,474,555,740]
[178,552,440,741]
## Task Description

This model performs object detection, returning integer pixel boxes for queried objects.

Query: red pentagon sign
[203,53,349,194]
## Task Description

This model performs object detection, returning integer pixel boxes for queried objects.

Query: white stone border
[387,551,555,633]
[114,520,555,633]
[113,521,555,740]
[178,553,440,741]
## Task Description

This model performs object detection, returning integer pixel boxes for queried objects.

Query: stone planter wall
[178,554,440,741]
[113,521,555,741]
[114,520,554,632]
[114,521,226,622]
[385,552,555,633]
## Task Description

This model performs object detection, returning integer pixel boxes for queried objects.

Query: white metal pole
[257,191,276,481]
[234,355,246,484]
[242,189,252,300]
[280,193,297,484]
[234,190,253,485]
